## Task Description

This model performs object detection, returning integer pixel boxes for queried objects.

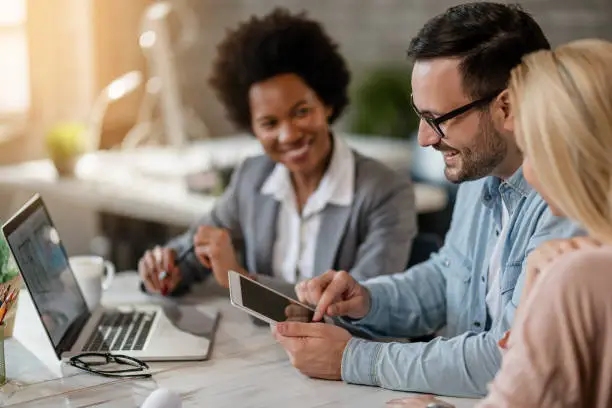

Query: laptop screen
[2,195,89,353]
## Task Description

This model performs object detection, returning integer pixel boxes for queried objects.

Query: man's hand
[386,395,455,408]
[284,304,312,323]
[193,226,245,288]
[294,270,371,321]
[272,322,351,380]
[138,246,182,295]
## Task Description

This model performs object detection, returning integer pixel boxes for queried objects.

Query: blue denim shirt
[340,168,583,397]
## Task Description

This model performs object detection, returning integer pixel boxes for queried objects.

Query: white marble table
[0,273,477,408]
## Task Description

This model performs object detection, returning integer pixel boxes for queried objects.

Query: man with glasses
[272,2,582,398]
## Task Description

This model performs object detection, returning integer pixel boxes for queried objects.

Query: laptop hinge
[57,312,91,356]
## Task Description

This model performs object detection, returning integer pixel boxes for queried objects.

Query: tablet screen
[239,276,315,323]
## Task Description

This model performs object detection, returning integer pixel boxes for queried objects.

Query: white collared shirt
[260,134,355,283]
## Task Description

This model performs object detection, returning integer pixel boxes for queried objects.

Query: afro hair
[209,7,350,131]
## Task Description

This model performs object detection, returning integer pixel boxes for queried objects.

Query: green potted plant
[0,238,18,285]
[46,122,87,177]
[0,236,20,338]
[348,64,419,139]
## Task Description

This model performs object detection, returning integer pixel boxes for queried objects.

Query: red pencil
[9,288,19,305]
[0,286,17,324]
[3,284,12,300]
[0,303,6,324]
[5,289,16,306]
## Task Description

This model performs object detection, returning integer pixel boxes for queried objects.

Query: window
[0,0,29,123]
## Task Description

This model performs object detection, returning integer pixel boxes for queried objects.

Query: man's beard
[436,116,507,183]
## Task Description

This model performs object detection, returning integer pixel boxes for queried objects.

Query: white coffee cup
[69,255,115,311]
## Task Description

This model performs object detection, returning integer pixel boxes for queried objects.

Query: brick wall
[172,0,612,136]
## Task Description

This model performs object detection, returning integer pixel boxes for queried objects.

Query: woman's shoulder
[555,245,612,267]
[231,154,277,187]
[352,152,413,196]
[238,154,275,171]
[530,244,612,317]
[545,245,612,284]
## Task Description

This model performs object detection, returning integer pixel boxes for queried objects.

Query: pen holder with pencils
[0,275,20,339]
[0,322,6,386]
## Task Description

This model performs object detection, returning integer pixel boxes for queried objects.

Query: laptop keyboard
[83,310,157,352]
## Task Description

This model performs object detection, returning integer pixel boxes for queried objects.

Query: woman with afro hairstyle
[138,8,417,300]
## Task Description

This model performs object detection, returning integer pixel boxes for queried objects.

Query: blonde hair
[509,39,612,243]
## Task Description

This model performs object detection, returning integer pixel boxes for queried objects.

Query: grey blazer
[167,151,417,296]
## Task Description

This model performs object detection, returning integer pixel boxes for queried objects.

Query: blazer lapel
[252,193,279,276]
[314,205,352,275]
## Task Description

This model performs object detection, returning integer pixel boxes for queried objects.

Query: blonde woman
[387,38,612,408]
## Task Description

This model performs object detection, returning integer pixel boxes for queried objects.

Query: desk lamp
[121,0,209,150]
[87,70,143,151]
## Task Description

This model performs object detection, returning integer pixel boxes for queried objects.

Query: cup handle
[102,260,115,290]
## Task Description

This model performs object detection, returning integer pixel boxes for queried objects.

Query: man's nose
[417,120,442,147]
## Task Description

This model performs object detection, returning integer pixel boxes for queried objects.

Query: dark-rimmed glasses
[68,352,152,379]
[411,91,503,138]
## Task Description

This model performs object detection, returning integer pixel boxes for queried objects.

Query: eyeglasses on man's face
[68,352,152,379]
[411,91,503,138]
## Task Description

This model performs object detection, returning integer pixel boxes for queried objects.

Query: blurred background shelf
[0,134,448,271]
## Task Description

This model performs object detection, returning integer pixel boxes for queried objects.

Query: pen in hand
[158,244,194,296]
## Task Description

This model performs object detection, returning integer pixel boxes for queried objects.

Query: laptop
[2,194,218,361]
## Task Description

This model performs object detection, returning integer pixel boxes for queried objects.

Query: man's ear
[495,90,514,134]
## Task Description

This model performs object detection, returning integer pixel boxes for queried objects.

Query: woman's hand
[513,236,602,325]
[523,237,601,303]
[499,237,600,353]
[138,246,182,295]
[193,226,246,288]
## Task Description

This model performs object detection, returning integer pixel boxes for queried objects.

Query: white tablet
[228,270,315,325]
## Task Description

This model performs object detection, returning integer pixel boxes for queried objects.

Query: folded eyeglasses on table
[68,352,152,379]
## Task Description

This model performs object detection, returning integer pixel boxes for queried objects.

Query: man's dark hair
[407,2,550,99]
[209,8,350,131]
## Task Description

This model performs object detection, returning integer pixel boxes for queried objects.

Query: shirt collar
[260,133,355,210]
[260,161,290,200]
[481,166,532,208]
